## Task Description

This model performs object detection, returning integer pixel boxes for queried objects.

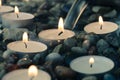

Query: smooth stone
[104,74,115,80]
[92,6,102,13]
[2,50,15,59]
[17,57,32,68]
[55,66,76,78]
[105,33,120,47]
[71,47,87,56]
[20,2,37,12]
[37,2,53,11]
[49,4,62,16]
[102,48,116,57]
[45,53,63,63]
[63,38,77,49]
[82,76,97,80]
[84,33,99,45]
[6,54,19,64]
[94,6,112,14]
[33,52,46,65]
[52,44,62,53]
[104,9,117,18]
[96,39,109,54]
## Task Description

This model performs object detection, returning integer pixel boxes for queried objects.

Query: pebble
[55,66,76,79]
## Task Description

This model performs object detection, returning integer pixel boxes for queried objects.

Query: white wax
[84,21,118,34]
[7,41,47,53]
[70,55,114,74]
[38,29,75,40]
[2,12,34,28]
[2,69,51,80]
[0,6,13,22]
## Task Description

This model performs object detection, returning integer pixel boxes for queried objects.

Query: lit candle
[70,56,114,74]
[38,17,75,41]
[2,6,34,28]
[28,65,38,80]
[84,16,118,34]
[89,57,94,68]
[7,32,47,53]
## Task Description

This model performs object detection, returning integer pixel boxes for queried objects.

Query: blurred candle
[39,17,75,41]
[84,16,118,34]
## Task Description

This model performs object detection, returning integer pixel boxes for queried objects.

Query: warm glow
[22,32,28,42]
[0,0,2,7]
[28,65,38,77]
[89,57,94,64]
[99,16,103,26]
[58,17,64,32]
[14,6,19,14]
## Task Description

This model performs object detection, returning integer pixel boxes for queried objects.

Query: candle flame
[22,32,28,42]
[99,16,103,26]
[28,65,38,77]
[0,0,2,7]
[89,57,94,64]
[14,6,19,14]
[58,17,64,32]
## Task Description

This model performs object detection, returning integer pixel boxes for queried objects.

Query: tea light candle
[70,55,114,74]
[7,32,47,53]
[38,17,75,41]
[2,6,34,28]
[84,16,118,34]
[0,0,13,23]
[2,65,51,80]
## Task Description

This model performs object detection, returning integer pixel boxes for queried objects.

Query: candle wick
[16,13,19,18]
[100,25,102,30]
[58,31,63,36]
[24,42,27,48]
[90,64,93,68]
